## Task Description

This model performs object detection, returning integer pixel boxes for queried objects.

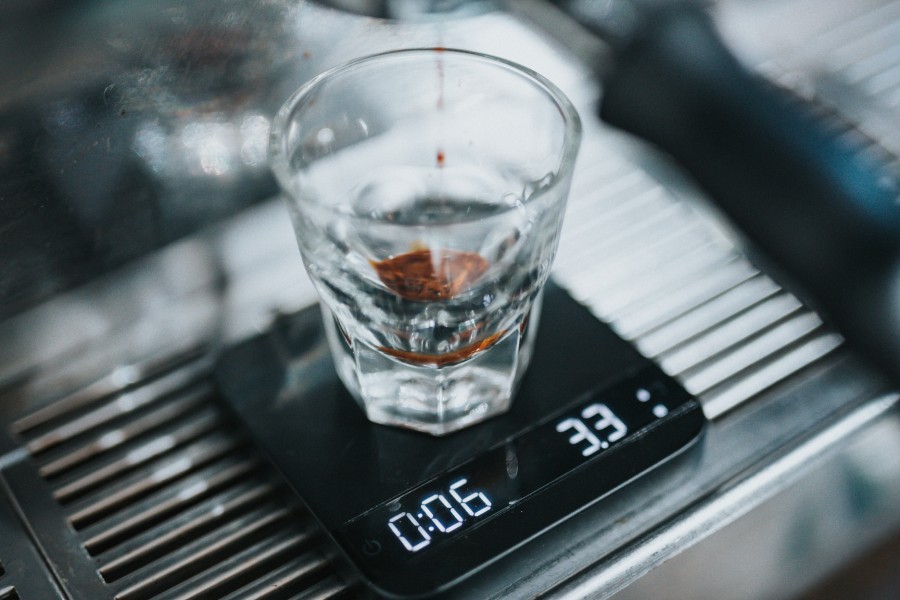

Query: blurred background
[0,1,898,598]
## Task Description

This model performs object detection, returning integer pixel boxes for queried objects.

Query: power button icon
[362,539,382,556]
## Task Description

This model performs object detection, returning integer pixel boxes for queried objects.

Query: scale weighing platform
[216,282,706,598]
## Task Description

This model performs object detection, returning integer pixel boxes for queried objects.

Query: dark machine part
[606,6,900,380]
[546,0,900,384]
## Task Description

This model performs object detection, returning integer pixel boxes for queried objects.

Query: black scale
[215,282,706,598]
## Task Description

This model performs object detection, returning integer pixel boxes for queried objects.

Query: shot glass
[270,48,581,435]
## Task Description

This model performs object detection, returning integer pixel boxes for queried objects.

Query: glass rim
[268,47,582,213]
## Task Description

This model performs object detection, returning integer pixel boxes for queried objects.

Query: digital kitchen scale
[215,282,706,598]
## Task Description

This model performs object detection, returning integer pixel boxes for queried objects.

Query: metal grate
[10,353,356,600]
[552,128,845,420]
[805,0,900,110]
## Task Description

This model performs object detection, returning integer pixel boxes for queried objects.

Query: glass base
[322,297,541,436]
[353,331,519,435]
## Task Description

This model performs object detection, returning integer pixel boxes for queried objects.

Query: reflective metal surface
[0,1,502,320]
[1,0,899,598]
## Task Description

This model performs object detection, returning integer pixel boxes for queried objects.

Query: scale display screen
[337,370,699,574]
[216,282,706,598]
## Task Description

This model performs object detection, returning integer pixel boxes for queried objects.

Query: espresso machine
[1,1,899,599]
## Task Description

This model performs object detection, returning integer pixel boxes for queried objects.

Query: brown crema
[370,248,504,366]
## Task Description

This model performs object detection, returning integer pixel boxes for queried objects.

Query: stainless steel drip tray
[0,271,895,600]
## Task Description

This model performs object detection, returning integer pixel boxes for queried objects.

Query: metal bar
[285,574,355,600]
[634,275,781,357]
[617,261,762,340]
[81,457,264,554]
[658,302,808,375]
[98,488,282,581]
[166,541,325,600]
[51,407,223,503]
[220,557,345,600]
[11,347,208,436]
[66,434,243,528]
[679,313,826,393]
[111,507,293,600]
[25,369,211,456]
[702,333,845,419]
[38,386,212,479]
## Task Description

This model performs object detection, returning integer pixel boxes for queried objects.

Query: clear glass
[270,48,581,435]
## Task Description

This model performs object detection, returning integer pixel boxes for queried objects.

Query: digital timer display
[387,478,492,552]
[336,370,696,569]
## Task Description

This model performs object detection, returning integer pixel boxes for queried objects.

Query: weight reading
[387,478,493,552]
[556,403,628,457]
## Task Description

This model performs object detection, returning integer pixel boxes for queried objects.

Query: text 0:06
[387,478,493,552]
